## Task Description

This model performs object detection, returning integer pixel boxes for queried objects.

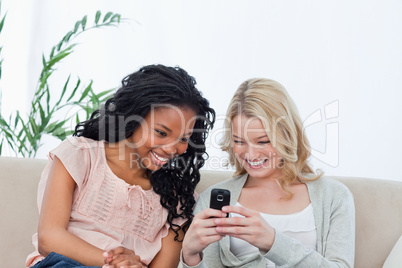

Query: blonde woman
[181,78,355,267]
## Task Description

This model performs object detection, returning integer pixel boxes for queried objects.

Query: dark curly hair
[74,64,215,241]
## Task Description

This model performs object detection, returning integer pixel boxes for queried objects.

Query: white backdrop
[1,0,402,181]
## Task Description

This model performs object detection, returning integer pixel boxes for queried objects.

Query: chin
[244,166,277,178]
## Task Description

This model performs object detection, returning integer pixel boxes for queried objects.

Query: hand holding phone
[210,188,231,217]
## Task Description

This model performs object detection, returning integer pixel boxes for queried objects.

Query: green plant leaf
[42,54,46,67]
[45,85,51,114]
[65,130,74,136]
[103,12,113,22]
[50,46,56,58]
[29,117,39,135]
[110,14,121,23]
[14,111,20,127]
[57,41,63,51]
[0,13,6,33]
[95,10,101,24]
[64,31,74,42]
[44,121,58,133]
[96,88,115,100]
[66,78,81,102]
[74,20,81,33]
[39,71,52,92]
[46,50,72,70]
[81,15,87,30]
[54,75,71,108]
[17,113,34,149]
[78,81,93,102]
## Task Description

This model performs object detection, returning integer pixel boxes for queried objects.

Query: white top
[230,202,317,268]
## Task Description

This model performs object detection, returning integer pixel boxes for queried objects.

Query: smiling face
[232,114,283,180]
[128,105,196,171]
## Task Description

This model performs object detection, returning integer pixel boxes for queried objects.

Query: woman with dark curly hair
[26,64,215,268]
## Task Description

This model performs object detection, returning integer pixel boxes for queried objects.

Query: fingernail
[222,212,227,217]
[103,252,109,257]
[222,206,228,211]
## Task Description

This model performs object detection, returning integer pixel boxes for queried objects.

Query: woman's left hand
[102,247,145,268]
[214,206,276,253]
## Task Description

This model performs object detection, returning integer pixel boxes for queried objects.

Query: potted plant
[0,2,123,157]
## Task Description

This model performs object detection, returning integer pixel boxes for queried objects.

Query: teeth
[152,151,169,162]
[247,159,265,166]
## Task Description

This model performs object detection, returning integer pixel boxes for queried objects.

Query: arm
[103,224,187,268]
[264,190,355,267]
[218,190,355,268]
[181,195,227,268]
[37,156,105,266]
[148,224,186,268]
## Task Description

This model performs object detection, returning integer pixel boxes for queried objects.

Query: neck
[105,140,151,187]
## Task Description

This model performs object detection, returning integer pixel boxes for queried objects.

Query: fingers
[182,208,229,257]
[105,246,135,256]
[108,254,141,265]
[213,209,264,236]
[102,258,144,267]
[196,208,227,219]
[221,205,256,217]
[103,246,141,266]
[103,263,143,268]
[214,217,250,235]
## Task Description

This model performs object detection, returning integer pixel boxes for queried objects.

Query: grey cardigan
[182,174,355,268]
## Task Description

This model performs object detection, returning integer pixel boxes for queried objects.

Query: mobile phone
[210,188,231,217]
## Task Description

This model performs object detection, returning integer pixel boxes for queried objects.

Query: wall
[1,0,402,181]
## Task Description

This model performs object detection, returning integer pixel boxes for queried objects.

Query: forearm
[265,229,353,268]
[38,228,105,266]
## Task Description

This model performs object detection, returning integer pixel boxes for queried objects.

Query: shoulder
[306,176,354,202]
[61,136,101,149]
[47,136,104,178]
[307,176,349,191]
[50,136,102,157]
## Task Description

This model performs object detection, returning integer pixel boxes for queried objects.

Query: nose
[245,144,261,160]
[161,143,178,156]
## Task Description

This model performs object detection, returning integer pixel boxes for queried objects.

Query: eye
[258,141,270,144]
[180,137,190,143]
[155,129,167,137]
[233,140,244,144]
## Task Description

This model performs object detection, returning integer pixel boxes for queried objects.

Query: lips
[246,159,268,169]
[150,151,170,166]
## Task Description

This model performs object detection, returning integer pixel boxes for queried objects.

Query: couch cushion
[382,235,402,268]
[0,157,47,266]
[330,177,402,268]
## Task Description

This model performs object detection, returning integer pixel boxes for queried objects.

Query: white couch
[1,156,402,268]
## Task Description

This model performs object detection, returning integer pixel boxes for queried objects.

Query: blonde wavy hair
[221,78,322,195]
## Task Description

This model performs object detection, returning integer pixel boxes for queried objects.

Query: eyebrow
[156,124,193,136]
[232,134,268,139]
[156,123,172,133]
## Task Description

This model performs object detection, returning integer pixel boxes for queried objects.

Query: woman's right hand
[182,208,227,266]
